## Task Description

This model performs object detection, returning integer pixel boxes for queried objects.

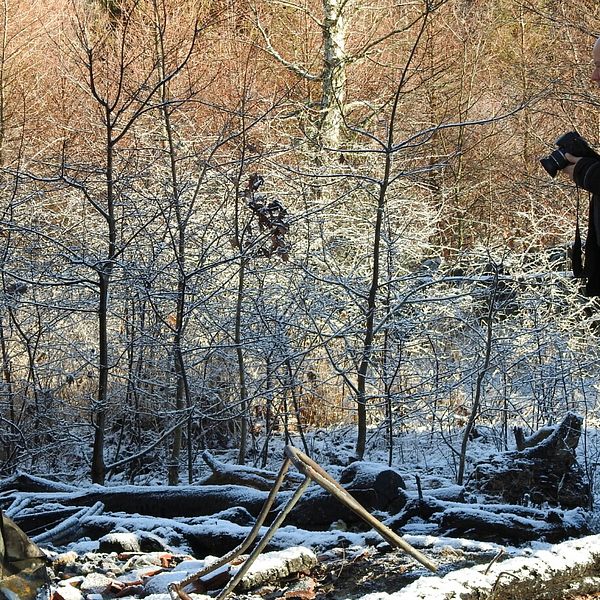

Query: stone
[138,531,170,553]
[80,572,114,594]
[284,576,317,599]
[99,532,141,553]
[52,586,84,600]
[236,546,318,591]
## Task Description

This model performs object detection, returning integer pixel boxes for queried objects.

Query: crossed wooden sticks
[168,445,437,600]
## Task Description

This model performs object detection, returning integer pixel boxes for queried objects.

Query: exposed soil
[311,545,498,599]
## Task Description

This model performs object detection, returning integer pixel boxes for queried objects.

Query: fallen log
[439,504,589,544]
[78,511,366,557]
[201,454,409,526]
[338,461,407,509]
[79,511,255,557]
[385,495,590,545]
[68,484,269,518]
[6,459,409,538]
[201,451,304,490]
[31,501,104,545]
[13,506,83,537]
[360,533,600,600]
[0,472,78,494]
[5,484,270,545]
[279,460,409,529]
[466,412,591,508]
[8,484,268,521]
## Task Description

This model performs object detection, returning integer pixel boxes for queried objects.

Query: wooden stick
[168,456,292,599]
[283,445,438,573]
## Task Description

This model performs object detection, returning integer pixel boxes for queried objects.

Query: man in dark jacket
[564,36,600,296]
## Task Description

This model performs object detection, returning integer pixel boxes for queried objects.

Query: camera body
[540,131,600,177]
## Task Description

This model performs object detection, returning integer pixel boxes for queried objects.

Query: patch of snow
[357,534,600,599]
[65,539,99,554]
[230,545,316,577]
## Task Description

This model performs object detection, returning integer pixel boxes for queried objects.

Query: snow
[144,570,192,594]
[230,545,316,576]
[9,425,600,599]
[357,534,600,599]
[401,534,502,554]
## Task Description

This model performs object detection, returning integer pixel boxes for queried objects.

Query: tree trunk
[236,258,249,465]
[320,0,347,149]
[457,270,497,485]
[92,270,111,485]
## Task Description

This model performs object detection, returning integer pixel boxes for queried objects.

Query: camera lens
[540,148,569,178]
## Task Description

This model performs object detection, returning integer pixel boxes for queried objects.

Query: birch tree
[252,0,429,152]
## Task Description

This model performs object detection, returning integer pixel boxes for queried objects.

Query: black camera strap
[572,186,584,278]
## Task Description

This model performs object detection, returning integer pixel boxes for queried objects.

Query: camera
[540,131,600,177]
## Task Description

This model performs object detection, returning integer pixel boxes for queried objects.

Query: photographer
[564,36,600,183]
[560,37,600,296]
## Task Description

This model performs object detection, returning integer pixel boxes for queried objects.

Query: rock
[80,572,114,594]
[52,551,79,570]
[236,546,318,591]
[116,584,145,596]
[284,576,317,599]
[121,552,173,571]
[138,531,170,553]
[0,521,49,600]
[143,595,187,600]
[99,532,141,553]
[52,585,84,600]
[144,570,188,594]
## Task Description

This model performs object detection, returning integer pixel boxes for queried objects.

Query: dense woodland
[0,0,599,489]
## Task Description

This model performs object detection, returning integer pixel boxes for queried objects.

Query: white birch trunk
[320,0,347,149]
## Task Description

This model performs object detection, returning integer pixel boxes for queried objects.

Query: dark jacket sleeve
[573,157,600,194]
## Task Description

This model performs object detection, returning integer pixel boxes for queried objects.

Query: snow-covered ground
[6,423,600,599]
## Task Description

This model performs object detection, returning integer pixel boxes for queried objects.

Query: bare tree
[61,0,201,484]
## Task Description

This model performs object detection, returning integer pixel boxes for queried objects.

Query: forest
[0,0,599,494]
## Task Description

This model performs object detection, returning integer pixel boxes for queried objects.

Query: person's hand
[563,152,582,179]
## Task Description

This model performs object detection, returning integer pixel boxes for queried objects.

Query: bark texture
[466,412,590,508]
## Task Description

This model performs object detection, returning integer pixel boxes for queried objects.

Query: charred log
[385,495,590,545]
[63,484,268,518]
[280,461,408,529]
[466,412,590,509]
[200,451,304,490]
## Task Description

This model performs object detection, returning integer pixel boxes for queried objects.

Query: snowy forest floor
[6,422,600,599]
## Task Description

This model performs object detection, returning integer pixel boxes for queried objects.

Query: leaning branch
[105,412,193,475]
[252,11,320,82]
